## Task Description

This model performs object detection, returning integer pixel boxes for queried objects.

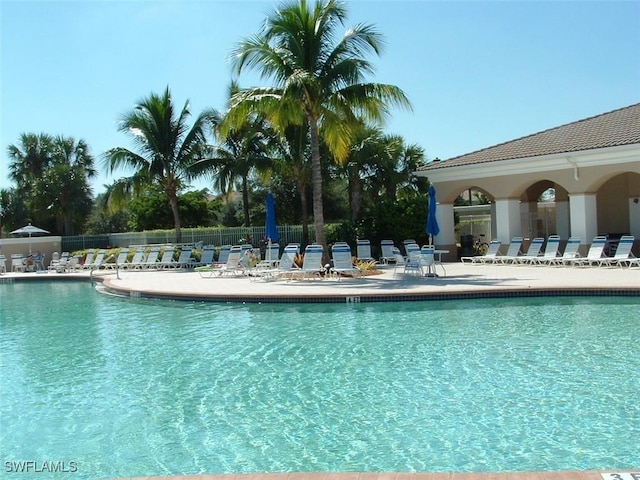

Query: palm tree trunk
[349,171,362,222]
[242,175,251,226]
[168,193,182,243]
[308,117,328,262]
[297,180,310,248]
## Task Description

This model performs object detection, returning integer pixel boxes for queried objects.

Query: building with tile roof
[415,103,640,260]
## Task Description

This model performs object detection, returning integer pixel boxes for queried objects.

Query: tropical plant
[192,84,273,227]
[127,187,217,230]
[6,133,96,234]
[7,133,53,191]
[102,87,214,242]
[225,0,411,260]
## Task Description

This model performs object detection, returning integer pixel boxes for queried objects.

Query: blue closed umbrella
[426,185,440,245]
[265,193,279,242]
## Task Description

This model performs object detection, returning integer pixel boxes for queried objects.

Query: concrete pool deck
[2,263,638,480]
[5,261,636,302]
[99,261,640,302]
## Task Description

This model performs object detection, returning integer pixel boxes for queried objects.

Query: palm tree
[225,0,411,258]
[34,136,96,234]
[103,87,213,242]
[365,133,425,201]
[192,84,273,227]
[7,133,96,233]
[7,133,54,191]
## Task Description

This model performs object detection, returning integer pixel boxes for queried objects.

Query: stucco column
[494,198,521,244]
[568,193,598,244]
[555,201,570,240]
[435,202,456,261]
[629,197,640,238]
[490,203,497,240]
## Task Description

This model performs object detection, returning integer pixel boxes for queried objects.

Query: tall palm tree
[7,133,96,233]
[7,132,54,191]
[192,85,273,227]
[209,114,273,227]
[103,87,213,242]
[365,133,425,201]
[34,136,96,235]
[225,0,411,258]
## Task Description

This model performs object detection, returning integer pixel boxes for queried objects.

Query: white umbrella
[10,223,50,254]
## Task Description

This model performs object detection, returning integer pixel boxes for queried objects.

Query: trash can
[459,234,474,259]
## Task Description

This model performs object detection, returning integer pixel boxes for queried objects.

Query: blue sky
[1,0,639,195]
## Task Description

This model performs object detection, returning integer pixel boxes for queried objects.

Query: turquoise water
[1,282,639,479]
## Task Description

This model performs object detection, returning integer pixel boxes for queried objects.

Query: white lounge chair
[124,248,147,269]
[493,237,524,264]
[255,243,280,269]
[104,248,129,270]
[529,235,561,265]
[84,249,106,270]
[212,245,232,266]
[544,237,581,266]
[11,254,25,273]
[514,237,545,264]
[249,244,299,281]
[157,247,176,269]
[331,243,361,280]
[0,254,6,274]
[80,250,96,269]
[356,239,375,262]
[141,247,160,269]
[176,247,195,269]
[567,236,607,267]
[598,235,636,267]
[48,251,62,272]
[196,245,216,268]
[199,245,246,277]
[66,256,80,272]
[461,240,501,264]
[380,240,397,264]
[289,244,324,280]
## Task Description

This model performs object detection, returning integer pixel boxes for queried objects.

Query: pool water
[1,282,639,478]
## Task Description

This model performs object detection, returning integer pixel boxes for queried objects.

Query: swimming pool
[1,281,638,479]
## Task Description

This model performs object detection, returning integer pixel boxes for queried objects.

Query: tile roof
[419,103,640,171]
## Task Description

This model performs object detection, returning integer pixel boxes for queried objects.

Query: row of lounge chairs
[198,242,376,281]
[103,246,207,270]
[461,235,638,267]
[46,246,209,272]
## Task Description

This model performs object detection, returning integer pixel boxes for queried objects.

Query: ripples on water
[1,282,638,478]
